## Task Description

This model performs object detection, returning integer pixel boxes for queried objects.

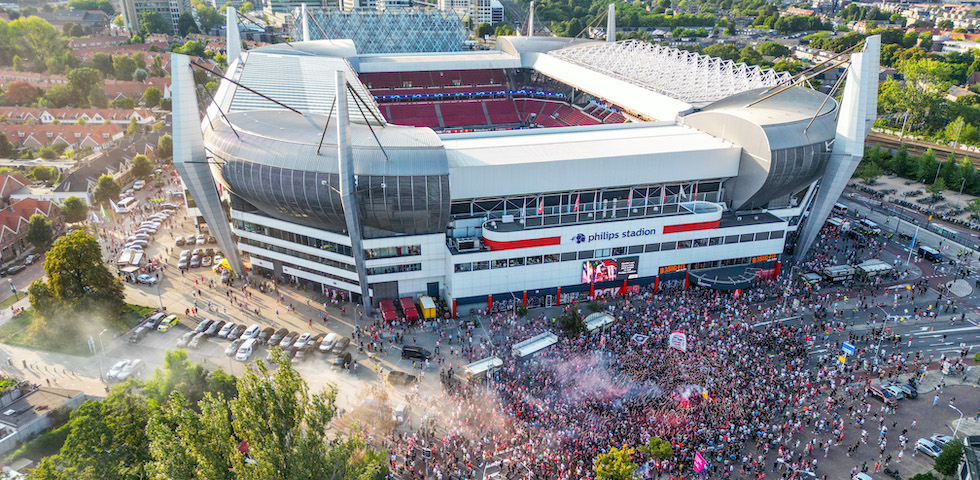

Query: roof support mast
[301,3,310,42]
[607,4,615,42]
[527,1,534,37]
[225,7,241,62]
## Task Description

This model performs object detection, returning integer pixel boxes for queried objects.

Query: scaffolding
[550,40,792,104]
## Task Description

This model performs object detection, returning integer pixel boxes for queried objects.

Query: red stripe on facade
[483,236,562,251]
[663,220,720,234]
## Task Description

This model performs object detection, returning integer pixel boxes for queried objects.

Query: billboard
[582,257,639,283]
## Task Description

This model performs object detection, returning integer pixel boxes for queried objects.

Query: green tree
[704,43,740,61]
[91,52,114,77]
[60,195,89,223]
[239,1,255,12]
[142,86,162,107]
[0,132,16,158]
[37,230,124,315]
[968,197,980,219]
[25,213,53,249]
[558,304,587,337]
[196,5,223,32]
[638,436,673,462]
[31,165,56,180]
[758,41,791,58]
[176,12,199,36]
[594,445,638,480]
[855,161,884,184]
[43,84,80,108]
[113,97,137,109]
[916,148,939,182]
[477,22,494,37]
[8,16,65,68]
[68,0,115,15]
[908,474,938,480]
[891,144,913,177]
[131,154,153,179]
[934,439,963,476]
[67,67,104,98]
[92,174,121,205]
[112,54,137,81]
[928,177,947,198]
[156,134,173,159]
[126,117,141,137]
[937,19,954,29]
[919,31,933,50]
[139,11,171,35]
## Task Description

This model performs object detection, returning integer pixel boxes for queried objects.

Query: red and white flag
[693,182,698,200]
[574,193,580,212]
[627,189,633,207]
[661,186,666,204]
[537,196,544,215]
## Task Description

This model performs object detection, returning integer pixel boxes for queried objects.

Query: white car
[319,333,339,353]
[293,333,312,350]
[218,322,235,338]
[117,359,144,380]
[915,438,942,458]
[133,180,145,190]
[107,360,130,381]
[883,385,905,399]
[239,324,261,340]
[930,434,954,450]
[136,274,157,285]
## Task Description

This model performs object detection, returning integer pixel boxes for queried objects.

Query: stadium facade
[173,9,879,315]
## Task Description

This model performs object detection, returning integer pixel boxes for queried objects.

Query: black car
[388,370,418,385]
[5,264,25,276]
[332,352,352,369]
[257,327,275,344]
[400,346,431,360]
[144,312,166,329]
[194,319,214,334]
[268,327,288,346]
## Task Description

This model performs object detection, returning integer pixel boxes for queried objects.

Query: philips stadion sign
[571,227,657,244]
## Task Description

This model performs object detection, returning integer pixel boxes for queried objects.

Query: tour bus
[832,203,848,216]
[117,196,139,213]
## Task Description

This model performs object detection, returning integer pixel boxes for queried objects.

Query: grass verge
[0,304,155,356]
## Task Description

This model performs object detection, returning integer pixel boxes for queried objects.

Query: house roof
[0,386,83,429]
[0,174,31,198]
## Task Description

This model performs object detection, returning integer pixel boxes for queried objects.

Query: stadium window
[473,261,490,270]
[543,254,560,263]
[561,252,578,261]
[692,238,706,248]
[596,248,611,257]
[771,230,785,239]
[645,243,660,252]
[690,260,718,270]
[660,241,676,251]
[725,235,740,244]
[612,247,626,256]
[677,240,692,249]
[492,259,508,269]
[509,257,525,267]
[627,246,643,254]
[755,232,770,241]
[740,233,755,242]
[454,263,472,273]
[578,250,594,260]
[526,255,543,265]
[709,237,722,246]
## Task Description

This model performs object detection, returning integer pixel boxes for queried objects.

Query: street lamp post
[7,279,18,301]
[950,404,964,438]
[98,328,108,381]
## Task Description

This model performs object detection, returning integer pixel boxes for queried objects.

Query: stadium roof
[550,40,793,106]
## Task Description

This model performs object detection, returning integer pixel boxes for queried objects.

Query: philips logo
[574,233,587,244]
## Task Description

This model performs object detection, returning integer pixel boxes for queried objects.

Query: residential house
[0,385,85,455]
[0,124,124,151]
[0,197,63,265]
[0,107,156,126]
[0,174,31,207]
[34,10,110,30]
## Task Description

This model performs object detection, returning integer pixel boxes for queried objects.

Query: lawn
[0,294,22,310]
[0,304,155,356]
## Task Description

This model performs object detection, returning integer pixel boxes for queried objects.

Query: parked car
[189,255,201,268]
[176,331,195,348]
[157,314,179,332]
[240,324,261,340]
[229,323,247,339]
[205,320,226,337]
[319,333,339,353]
[225,339,245,356]
[401,345,431,360]
[331,337,351,355]
[291,348,310,364]
[107,360,130,381]
[189,332,209,349]
[144,312,166,329]
[268,328,288,346]
[887,381,918,398]
[117,359,145,380]
[293,333,313,351]
[279,332,299,350]
[136,274,158,285]
[194,319,214,334]
[5,264,26,276]
[258,327,275,344]
[24,254,37,265]
[175,236,186,246]
[930,434,954,450]
[196,234,207,245]
[332,352,352,369]
[866,385,897,405]
[915,438,942,458]
[129,326,149,343]
[217,322,235,338]
[311,333,326,349]
[883,385,906,399]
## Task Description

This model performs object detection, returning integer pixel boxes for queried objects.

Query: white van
[236,338,257,361]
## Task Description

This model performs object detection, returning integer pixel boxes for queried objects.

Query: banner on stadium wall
[668,332,687,352]
[693,451,707,473]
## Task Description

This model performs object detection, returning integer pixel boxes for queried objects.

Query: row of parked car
[106,359,145,382]
[175,233,216,247]
[124,210,174,252]
[177,247,222,270]
[178,318,356,363]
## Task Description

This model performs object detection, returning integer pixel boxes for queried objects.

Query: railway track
[866,132,980,166]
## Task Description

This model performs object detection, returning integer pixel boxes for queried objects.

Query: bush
[587,300,604,313]
[558,304,586,337]
[934,439,964,476]
[974,351,980,362]
[516,305,528,318]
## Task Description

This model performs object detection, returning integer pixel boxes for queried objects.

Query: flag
[909,226,919,249]
[100,204,108,221]
[218,182,223,196]
[537,196,543,215]
[109,198,120,213]
[627,189,632,207]
[693,451,707,473]
[520,199,527,222]
[694,182,699,200]
[574,193,580,212]
[679,185,686,201]
[90,212,99,224]
[661,186,666,204]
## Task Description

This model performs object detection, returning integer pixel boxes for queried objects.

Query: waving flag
[109,198,120,213]
[627,189,632,207]
[537,196,543,215]
[100,204,109,221]
[574,193,580,212]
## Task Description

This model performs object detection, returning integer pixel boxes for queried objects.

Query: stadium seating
[379,96,615,131]
[484,99,520,124]
[359,69,507,96]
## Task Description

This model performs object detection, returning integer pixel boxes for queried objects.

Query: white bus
[118,197,139,213]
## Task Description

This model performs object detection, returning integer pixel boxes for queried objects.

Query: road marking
[752,315,801,328]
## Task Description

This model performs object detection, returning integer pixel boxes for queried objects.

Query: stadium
[172,7,880,316]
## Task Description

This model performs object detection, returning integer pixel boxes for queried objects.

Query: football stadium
[172,7,880,316]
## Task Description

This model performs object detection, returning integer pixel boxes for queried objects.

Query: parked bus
[117,197,139,213]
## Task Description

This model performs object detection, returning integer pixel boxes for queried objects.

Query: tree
[113,97,137,109]
[968,197,980,219]
[917,149,939,182]
[44,84,81,108]
[239,1,255,12]
[142,86,162,107]
[908,474,938,480]
[919,31,933,50]
[196,5,223,32]
[147,349,389,479]
[8,16,65,67]
[139,11,171,35]
[934,439,963,476]
[157,134,173,159]
[25,213,53,249]
[92,174,121,205]
[704,43,740,61]
[594,445,638,480]
[60,195,89,223]
[0,133,15,158]
[39,230,124,312]
[477,23,494,37]
[855,161,884,184]
[638,436,673,462]
[112,54,137,81]
[928,177,947,198]
[132,154,153,179]
[92,52,114,76]
[558,304,586,337]
[758,41,791,58]
[176,11,199,37]
[68,0,115,15]
[126,117,141,137]
[31,165,56,181]
[67,67,104,98]
[891,144,913,177]
[937,19,954,29]
[5,81,41,105]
